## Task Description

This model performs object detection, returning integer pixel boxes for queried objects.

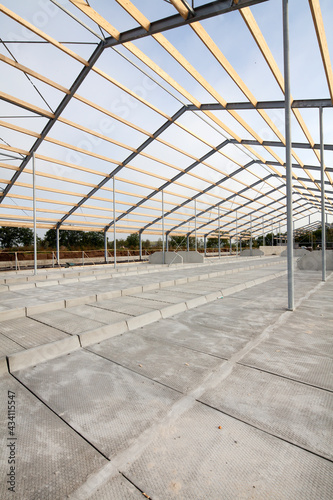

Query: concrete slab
[93,298,154,317]
[124,402,333,500]
[15,349,181,458]
[0,334,24,357]
[0,374,107,499]
[69,304,131,324]
[268,324,333,358]
[240,341,333,391]
[0,317,68,349]
[29,309,106,335]
[88,331,222,393]
[200,364,333,460]
[135,289,198,303]
[140,318,248,359]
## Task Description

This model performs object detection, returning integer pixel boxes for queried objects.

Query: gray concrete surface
[177,251,204,263]
[0,258,332,499]
[297,249,333,270]
[148,251,183,264]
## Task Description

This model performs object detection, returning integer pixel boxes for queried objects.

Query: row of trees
[1,226,332,251]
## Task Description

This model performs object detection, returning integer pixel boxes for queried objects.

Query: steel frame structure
[0,0,332,302]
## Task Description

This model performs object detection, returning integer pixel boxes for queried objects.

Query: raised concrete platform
[0,259,332,499]
[297,249,333,270]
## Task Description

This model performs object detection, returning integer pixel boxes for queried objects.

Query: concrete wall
[259,246,287,256]
[240,249,264,257]
[148,252,183,265]
[281,248,310,258]
[177,251,204,263]
[297,250,333,271]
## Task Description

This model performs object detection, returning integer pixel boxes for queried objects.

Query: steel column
[104,230,108,264]
[139,232,142,261]
[56,227,60,264]
[113,177,116,268]
[187,234,190,251]
[283,0,294,310]
[218,205,221,258]
[194,199,197,251]
[236,210,238,256]
[319,107,326,281]
[162,190,165,264]
[204,235,207,257]
[250,214,253,256]
[166,232,169,252]
[272,224,274,246]
[32,152,37,275]
[262,216,265,246]
[229,236,232,255]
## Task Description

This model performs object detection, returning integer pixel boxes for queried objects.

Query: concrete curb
[127,310,162,330]
[65,295,97,308]
[2,267,288,374]
[8,335,80,372]
[0,308,25,321]
[186,296,207,309]
[0,259,285,323]
[26,300,65,316]
[79,321,128,347]
[160,302,187,319]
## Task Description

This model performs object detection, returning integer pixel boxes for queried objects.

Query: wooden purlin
[309,0,333,104]
[68,0,120,40]
[0,4,89,66]
[0,116,287,211]
[66,0,315,220]
[0,91,54,118]
[1,1,326,236]
[169,0,190,19]
[240,6,333,187]
[0,54,70,94]
[111,0,321,210]
[185,20,324,206]
[0,53,294,210]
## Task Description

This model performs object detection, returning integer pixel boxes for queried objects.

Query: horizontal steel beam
[270,163,333,173]
[104,0,268,47]
[230,139,333,151]
[186,98,332,111]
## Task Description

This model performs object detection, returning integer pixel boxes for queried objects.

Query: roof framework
[0,0,332,239]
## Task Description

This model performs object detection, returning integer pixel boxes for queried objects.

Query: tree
[0,227,34,248]
[169,235,187,250]
[126,233,139,249]
[43,229,104,250]
[207,237,218,248]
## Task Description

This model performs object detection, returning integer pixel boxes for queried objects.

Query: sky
[0,0,332,240]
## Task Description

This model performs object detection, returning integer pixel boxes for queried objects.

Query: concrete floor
[0,256,332,499]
